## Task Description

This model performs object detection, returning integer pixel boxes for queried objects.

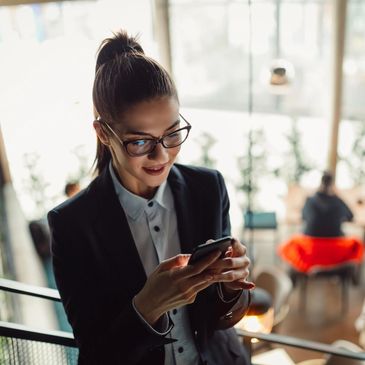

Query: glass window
[0,0,154,218]
[170,0,333,117]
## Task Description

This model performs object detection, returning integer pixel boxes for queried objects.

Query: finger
[212,268,250,283]
[224,280,256,291]
[180,250,222,278]
[231,238,247,256]
[208,256,250,272]
[185,271,214,290]
[225,247,233,257]
[173,279,215,307]
[157,254,190,272]
[189,279,215,294]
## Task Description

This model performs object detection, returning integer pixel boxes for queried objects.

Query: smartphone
[188,236,232,264]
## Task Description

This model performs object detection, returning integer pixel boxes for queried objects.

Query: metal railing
[0,278,77,364]
[1,277,365,364]
[237,329,365,362]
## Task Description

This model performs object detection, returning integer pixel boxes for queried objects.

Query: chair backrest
[253,265,293,328]
[325,340,365,365]
[244,211,278,230]
[254,266,293,313]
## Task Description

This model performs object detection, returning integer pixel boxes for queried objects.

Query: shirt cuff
[132,297,173,335]
[216,283,243,303]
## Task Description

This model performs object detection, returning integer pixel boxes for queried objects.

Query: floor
[243,224,365,364]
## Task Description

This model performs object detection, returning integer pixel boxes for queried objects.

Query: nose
[148,142,169,162]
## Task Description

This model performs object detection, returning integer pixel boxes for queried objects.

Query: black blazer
[48,164,251,365]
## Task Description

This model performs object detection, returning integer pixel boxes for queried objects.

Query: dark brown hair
[320,171,334,193]
[92,30,178,175]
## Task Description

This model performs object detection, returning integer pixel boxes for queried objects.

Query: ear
[93,120,110,146]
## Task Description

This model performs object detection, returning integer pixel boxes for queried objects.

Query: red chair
[277,235,364,313]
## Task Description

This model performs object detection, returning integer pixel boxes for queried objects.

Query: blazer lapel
[92,168,147,294]
[168,164,197,254]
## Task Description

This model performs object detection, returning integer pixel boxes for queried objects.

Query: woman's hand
[207,237,255,295]
[134,250,221,326]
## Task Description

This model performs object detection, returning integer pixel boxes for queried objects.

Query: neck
[318,186,333,195]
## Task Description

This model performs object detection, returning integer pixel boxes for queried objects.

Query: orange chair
[277,235,364,313]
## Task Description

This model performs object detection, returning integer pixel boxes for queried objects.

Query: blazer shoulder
[172,163,223,183]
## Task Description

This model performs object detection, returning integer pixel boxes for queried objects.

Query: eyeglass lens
[126,128,189,156]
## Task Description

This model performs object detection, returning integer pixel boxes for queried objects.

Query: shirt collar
[108,162,171,220]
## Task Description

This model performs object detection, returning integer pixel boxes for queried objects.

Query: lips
[142,164,167,176]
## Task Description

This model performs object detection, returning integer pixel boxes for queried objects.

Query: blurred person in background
[302,171,353,237]
[64,180,81,198]
[48,30,254,365]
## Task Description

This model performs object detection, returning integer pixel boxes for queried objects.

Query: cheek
[169,146,181,160]
[113,147,141,171]
[126,157,145,172]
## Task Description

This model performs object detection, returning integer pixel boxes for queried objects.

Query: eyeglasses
[98,114,192,157]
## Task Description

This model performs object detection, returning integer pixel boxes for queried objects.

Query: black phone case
[189,236,232,264]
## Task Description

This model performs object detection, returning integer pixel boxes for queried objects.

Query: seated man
[302,171,353,237]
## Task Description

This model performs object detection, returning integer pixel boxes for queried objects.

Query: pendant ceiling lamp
[262,58,295,95]
[260,0,295,96]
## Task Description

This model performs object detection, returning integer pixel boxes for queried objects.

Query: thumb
[158,254,190,272]
[225,247,233,257]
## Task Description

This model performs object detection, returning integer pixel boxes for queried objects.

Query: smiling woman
[47,29,254,365]
[93,96,184,199]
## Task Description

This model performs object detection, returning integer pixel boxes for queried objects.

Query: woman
[48,30,254,365]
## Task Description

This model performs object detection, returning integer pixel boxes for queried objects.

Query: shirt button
[148,201,153,207]
[154,226,160,232]
[178,347,184,353]
[172,309,177,315]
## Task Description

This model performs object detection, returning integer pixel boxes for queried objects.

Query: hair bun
[95,30,144,72]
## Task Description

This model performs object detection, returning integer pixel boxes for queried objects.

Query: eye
[130,140,147,147]
[167,130,181,139]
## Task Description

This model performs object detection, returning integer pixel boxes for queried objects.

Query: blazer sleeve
[206,171,251,331]
[48,210,174,365]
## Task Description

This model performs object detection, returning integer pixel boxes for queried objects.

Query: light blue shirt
[109,163,201,365]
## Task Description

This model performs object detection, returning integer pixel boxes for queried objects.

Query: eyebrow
[123,119,180,137]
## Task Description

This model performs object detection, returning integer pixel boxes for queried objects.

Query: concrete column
[0,124,57,330]
[152,0,173,76]
[3,183,58,330]
[327,0,347,178]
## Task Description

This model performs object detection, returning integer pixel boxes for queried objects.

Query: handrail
[1,277,365,361]
[0,321,76,347]
[0,277,61,302]
[237,329,365,361]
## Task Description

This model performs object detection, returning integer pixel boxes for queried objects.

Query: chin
[147,175,169,187]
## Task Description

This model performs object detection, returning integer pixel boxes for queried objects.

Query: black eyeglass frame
[96,113,192,157]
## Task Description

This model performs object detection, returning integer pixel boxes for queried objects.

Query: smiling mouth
[143,165,167,175]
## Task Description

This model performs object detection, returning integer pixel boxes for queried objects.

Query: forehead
[117,97,179,133]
